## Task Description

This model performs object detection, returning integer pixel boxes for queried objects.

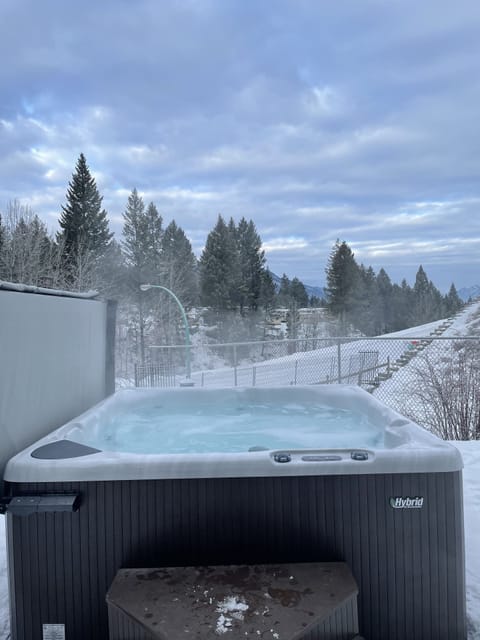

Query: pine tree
[277,274,291,307]
[290,277,309,308]
[325,240,360,334]
[429,279,445,319]
[412,265,430,323]
[226,217,241,310]
[237,217,266,313]
[57,153,112,286]
[121,190,163,364]
[355,265,379,335]
[376,268,394,334]
[412,266,445,325]
[199,215,238,310]
[144,201,163,277]
[122,191,163,282]
[390,280,414,331]
[445,283,463,315]
[161,220,198,308]
[259,269,276,309]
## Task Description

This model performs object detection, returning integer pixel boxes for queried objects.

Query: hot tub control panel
[272,450,371,464]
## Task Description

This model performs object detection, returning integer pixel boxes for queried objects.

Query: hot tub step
[107,562,360,640]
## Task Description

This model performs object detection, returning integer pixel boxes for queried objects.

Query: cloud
[1,0,480,291]
[263,237,309,252]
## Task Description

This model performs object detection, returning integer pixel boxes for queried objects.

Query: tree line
[0,155,464,360]
[325,240,463,336]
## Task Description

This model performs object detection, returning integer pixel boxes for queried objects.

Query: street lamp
[140,283,193,384]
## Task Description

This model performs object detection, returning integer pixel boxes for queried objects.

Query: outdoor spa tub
[3,385,466,640]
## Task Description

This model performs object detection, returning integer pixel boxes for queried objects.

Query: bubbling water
[74,401,384,454]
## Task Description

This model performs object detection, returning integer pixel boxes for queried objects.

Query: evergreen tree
[122,191,163,283]
[226,217,242,310]
[161,220,198,308]
[259,269,276,310]
[145,202,164,270]
[237,217,266,313]
[445,283,463,315]
[325,240,360,333]
[412,265,430,324]
[429,279,445,319]
[356,265,380,335]
[97,238,125,298]
[390,280,414,331]
[57,153,112,285]
[309,295,323,307]
[199,215,238,310]
[376,268,394,334]
[411,266,445,325]
[122,189,145,270]
[277,274,291,307]
[290,277,309,308]
[121,190,163,364]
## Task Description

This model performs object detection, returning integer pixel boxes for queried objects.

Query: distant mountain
[304,282,325,300]
[271,272,325,300]
[458,285,480,302]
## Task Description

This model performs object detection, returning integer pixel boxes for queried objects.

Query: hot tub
[3,386,466,640]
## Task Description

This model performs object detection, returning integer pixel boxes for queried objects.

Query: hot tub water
[71,401,384,454]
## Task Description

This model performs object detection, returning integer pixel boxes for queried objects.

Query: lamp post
[140,284,193,384]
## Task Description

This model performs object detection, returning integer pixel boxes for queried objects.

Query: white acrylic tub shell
[4,385,463,482]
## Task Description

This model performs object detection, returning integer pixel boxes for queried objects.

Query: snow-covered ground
[0,516,7,640]
[1,303,479,639]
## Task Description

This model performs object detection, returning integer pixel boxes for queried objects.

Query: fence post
[387,356,390,375]
[252,366,256,387]
[234,366,238,387]
[233,344,237,367]
[134,364,138,388]
[337,340,342,383]
[294,360,298,385]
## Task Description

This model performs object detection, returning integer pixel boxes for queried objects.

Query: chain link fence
[144,326,480,438]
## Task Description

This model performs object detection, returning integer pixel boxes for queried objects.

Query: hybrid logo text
[389,497,424,509]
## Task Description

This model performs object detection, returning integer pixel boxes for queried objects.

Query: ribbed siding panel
[108,603,155,640]
[302,594,359,639]
[6,471,466,640]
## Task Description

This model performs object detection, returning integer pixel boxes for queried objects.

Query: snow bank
[454,442,480,639]
[0,515,8,639]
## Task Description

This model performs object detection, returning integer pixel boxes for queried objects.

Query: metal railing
[134,363,176,388]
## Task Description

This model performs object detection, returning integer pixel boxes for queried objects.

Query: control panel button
[273,452,292,463]
[351,451,369,461]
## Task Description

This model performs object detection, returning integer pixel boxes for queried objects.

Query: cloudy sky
[1,0,480,291]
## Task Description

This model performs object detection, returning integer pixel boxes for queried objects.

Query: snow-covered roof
[0,281,99,299]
